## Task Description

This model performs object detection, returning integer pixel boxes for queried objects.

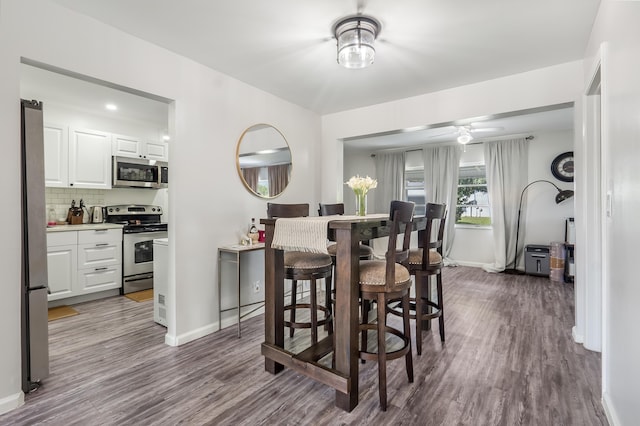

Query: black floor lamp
[503,179,574,275]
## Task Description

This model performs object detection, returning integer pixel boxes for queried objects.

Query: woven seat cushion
[327,243,374,258]
[358,260,411,286]
[408,248,442,265]
[284,251,332,270]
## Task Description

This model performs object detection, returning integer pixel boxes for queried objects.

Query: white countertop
[46,223,124,232]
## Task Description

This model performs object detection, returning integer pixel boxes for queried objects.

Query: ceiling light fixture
[457,127,473,144]
[105,103,118,111]
[333,15,380,69]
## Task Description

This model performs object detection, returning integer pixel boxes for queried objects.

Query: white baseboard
[451,260,485,268]
[0,391,24,416]
[602,392,620,426]
[168,322,218,346]
[164,333,178,347]
[48,289,120,308]
[572,326,584,344]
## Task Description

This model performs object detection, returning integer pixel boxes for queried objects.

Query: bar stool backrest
[318,203,345,216]
[384,200,415,289]
[267,203,309,219]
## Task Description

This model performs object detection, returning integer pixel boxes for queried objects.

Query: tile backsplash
[46,188,105,221]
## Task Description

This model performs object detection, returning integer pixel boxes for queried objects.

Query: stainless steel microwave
[112,156,168,189]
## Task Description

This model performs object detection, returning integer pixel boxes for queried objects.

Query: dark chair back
[418,203,447,266]
[384,200,415,287]
[318,203,345,216]
[267,203,309,219]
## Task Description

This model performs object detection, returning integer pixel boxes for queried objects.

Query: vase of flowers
[345,175,378,216]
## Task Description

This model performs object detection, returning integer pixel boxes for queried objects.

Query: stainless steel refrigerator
[20,99,49,392]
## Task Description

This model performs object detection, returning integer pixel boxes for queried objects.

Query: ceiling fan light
[334,16,380,69]
[457,134,472,144]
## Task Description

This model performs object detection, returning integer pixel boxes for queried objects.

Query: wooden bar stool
[318,203,374,261]
[267,203,333,344]
[405,203,447,355]
[358,200,414,411]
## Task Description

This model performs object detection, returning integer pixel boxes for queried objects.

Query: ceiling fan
[427,123,505,144]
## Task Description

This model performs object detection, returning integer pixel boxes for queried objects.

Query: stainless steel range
[105,205,168,294]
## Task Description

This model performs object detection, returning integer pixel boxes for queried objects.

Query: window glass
[457,164,491,225]
[405,170,426,216]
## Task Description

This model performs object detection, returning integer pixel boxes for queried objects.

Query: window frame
[455,161,492,228]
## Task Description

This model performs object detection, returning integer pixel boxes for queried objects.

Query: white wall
[320,61,584,204]
[342,148,377,215]
[521,131,574,252]
[584,1,640,424]
[0,0,321,414]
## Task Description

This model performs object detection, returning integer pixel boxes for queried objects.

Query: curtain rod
[370,135,534,156]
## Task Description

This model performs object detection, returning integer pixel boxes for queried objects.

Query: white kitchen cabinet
[112,134,141,158]
[113,133,168,161]
[43,123,68,188]
[69,127,112,189]
[47,227,123,302]
[47,231,77,302]
[144,140,168,161]
[76,229,122,295]
[77,265,122,294]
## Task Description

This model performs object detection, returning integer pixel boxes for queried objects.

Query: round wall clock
[551,151,574,182]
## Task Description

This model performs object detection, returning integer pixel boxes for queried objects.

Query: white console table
[217,243,265,337]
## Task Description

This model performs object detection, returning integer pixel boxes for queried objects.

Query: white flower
[345,175,378,195]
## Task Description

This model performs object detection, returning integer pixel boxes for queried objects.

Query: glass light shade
[457,133,472,144]
[334,17,379,69]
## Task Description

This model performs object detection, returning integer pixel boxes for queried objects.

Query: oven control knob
[152,208,156,212]
[115,207,120,212]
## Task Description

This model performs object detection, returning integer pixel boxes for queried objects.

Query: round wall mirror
[236,124,292,198]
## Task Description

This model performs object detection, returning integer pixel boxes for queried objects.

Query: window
[456,164,491,226]
[405,170,426,216]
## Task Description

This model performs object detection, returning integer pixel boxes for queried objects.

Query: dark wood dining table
[260,215,427,412]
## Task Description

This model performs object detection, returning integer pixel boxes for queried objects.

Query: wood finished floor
[2,266,607,425]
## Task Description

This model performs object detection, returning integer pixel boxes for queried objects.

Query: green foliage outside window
[457,165,491,225]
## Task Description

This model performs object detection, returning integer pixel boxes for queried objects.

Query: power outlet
[254,281,261,293]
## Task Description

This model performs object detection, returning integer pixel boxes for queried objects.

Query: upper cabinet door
[144,140,168,161]
[44,123,68,187]
[112,134,168,162]
[68,128,112,189]
[112,134,142,158]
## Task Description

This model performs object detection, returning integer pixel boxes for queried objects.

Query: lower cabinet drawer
[78,264,121,294]
[78,243,121,268]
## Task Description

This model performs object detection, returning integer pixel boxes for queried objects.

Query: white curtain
[422,145,462,264]
[482,138,529,272]
[374,151,405,214]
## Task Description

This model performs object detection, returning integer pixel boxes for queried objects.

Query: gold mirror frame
[236,124,292,198]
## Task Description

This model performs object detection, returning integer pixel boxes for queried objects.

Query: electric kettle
[91,206,105,223]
